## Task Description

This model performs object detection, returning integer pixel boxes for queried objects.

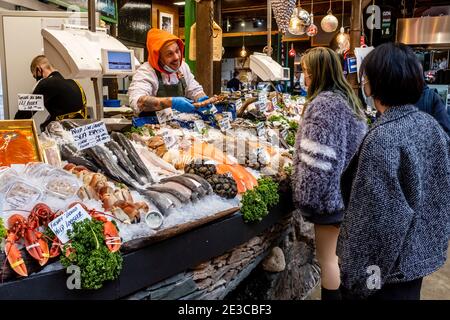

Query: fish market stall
[0,89,304,299]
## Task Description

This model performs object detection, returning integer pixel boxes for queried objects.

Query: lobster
[4,203,60,276]
[67,202,122,253]
[5,215,29,277]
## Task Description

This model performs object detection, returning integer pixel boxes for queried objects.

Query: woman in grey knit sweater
[338,43,450,300]
[292,47,367,299]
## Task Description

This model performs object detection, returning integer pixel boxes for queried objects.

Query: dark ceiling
[173,0,450,29]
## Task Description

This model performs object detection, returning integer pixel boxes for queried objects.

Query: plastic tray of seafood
[0,120,42,166]
[44,172,81,199]
[4,180,43,209]
[0,166,19,192]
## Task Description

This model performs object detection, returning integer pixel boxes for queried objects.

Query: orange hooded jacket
[146,28,185,74]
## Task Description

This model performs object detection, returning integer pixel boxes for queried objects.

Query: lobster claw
[103,220,121,253]
[5,233,28,277]
[24,230,50,266]
[49,236,62,258]
[90,210,122,253]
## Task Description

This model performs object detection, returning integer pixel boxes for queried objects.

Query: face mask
[361,85,375,110]
[300,73,307,91]
[34,68,43,81]
[163,64,179,73]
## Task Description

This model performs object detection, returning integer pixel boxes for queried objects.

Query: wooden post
[348,0,372,91]
[213,0,222,94]
[196,0,214,96]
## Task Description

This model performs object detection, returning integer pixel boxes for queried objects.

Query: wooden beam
[348,0,372,92]
[196,0,214,96]
[223,31,278,38]
[213,0,222,95]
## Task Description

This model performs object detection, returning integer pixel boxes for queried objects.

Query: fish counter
[0,93,301,298]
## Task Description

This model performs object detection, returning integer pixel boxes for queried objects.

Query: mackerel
[86,146,143,190]
[111,132,154,183]
[105,140,145,184]
[60,144,100,172]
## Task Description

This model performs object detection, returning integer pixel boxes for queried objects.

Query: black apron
[137,70,187,117]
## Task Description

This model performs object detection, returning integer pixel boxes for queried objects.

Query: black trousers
[369,278,423,300]
[341,278,423,300]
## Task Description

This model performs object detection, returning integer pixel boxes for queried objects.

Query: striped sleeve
[292,119,345,215]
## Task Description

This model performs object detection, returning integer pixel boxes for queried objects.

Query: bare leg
[314,224,340,290]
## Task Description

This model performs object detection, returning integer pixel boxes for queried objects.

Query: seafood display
[64,164,150,224]
[4,202,120,277]
[0,90,301,287]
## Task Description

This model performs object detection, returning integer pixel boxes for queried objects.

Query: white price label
[194,120,206,134]
[225,112,233,120]
[272,97,278,107]
[235,99,242,109]
[48,204,92,244]
[257,122,265,131]
[156,108,173,124]
[162,131,176,148]
[256,122,265,137]
[258,93,268,103]
[269,133,279,145]
[245,94,253,99]
[70,121,110,151]
[218,117,231,132]
[17,94,45,111]
[281,128,289,140]
[283,94,291,101]
[210,104,218,114]
[255,101,267,113]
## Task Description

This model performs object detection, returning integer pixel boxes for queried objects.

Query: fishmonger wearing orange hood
[128,28,209,116]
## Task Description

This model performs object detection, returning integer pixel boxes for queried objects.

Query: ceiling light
[240,45,247,57]
[241,22,245,27]
[174,1,185,6]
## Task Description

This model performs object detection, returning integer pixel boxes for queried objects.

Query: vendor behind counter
[14,55,87,131]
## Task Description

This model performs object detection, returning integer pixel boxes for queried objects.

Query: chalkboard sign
[118,0,152,46]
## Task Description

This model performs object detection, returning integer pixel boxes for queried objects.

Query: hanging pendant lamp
[306,0,318,37]
[321,0,339,32]
[335,0,350,54]
[240,21,247,57]
[289,43,296,57]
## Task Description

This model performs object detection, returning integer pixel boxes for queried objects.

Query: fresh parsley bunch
[0,217,6,239]
[241,189,268,223]
[256,177,280,207]
[60,219,123,290]
[241,177,280,223]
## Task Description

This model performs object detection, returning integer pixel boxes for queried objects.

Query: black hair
[360,42,424,107]
[233,70,239,78]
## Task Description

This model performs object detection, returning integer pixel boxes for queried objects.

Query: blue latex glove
[196,96,211,113]
[172,97,196,113]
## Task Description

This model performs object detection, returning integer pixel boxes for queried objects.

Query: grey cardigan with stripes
[292,90,367,223]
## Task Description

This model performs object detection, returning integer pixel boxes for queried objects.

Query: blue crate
[103,99,121,107]
[132,116,159,127]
